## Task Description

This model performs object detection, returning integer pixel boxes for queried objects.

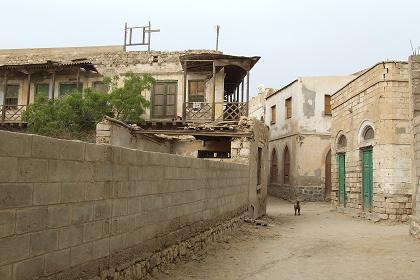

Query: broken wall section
[0,130,249,280]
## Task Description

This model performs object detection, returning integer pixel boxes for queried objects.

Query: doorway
[337,153,346,206]
[362,148,373,210]
[325,150,332,200]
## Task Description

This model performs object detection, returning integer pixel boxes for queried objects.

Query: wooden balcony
[185,102,248,122]
[0,105,27,124]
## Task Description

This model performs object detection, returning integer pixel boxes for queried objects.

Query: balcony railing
[0,105,27,124]
[185,102,248,122]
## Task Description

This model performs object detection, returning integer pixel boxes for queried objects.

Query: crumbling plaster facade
[265,76,353,201]
[0,46,228,121]
[331,61,413,222]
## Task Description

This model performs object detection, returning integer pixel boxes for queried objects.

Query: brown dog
[294,200,301,216]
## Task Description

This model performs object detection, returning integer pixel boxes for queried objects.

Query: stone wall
[409,55,420,237]
[0,130,249,280]
[331,61,412,222]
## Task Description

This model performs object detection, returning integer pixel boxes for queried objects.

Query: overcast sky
[1,0,419,96]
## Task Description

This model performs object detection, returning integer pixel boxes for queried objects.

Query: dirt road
[155,196,420,280]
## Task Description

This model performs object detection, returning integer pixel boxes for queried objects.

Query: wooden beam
[51,70,56,100]
[241,79,244,103]
[26,73,31,105]
[212,62,216,120]
[246,71,250,115]
[183,61,187,120]
[131,129,251,138]
[1,71,8,123]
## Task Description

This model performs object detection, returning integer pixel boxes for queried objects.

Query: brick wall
[331,61,412,221]
[0,130,249,280]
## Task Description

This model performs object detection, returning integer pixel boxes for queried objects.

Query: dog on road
[294,200,301,216]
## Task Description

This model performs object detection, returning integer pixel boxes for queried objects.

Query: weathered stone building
[248,86,275,122]
[331,61,413,221]
[409,55,420,236]
[264,76,353,201]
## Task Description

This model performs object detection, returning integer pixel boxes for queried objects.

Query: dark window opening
[284,146,290,184]
[188,80,206,103]
[363,127,374,140]
[285,97,292,119]
[197,150,231,158]
[59,82,83,96]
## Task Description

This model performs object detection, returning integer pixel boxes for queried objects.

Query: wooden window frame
[270,105,276,124]
[324,95,331,115]
[5,84,19,108]
[59,82,83,96]
[188,80,206,103]
[35,83,49,98]
[285,97,292,119]
[151,80,178,120]
[270,149,278,183]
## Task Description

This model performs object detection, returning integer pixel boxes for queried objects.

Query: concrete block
[84,221,103,242]
[0,265,12,280]
[112,164,129,181]
[94,162,113,181]
[0,210,15,238]
[16,207,48,234]
[0,184,32,209]
[33,183,60,205]
[92,238,109,259]
[0,235,29,266]
[94,200,112,220]
[71,202,93,224]
[48,160,94,182]
[44,249,70,275]
[17,158,48,182]
[0,131,31,157]
[70,242,93,266]
[127,197,142,214]
[110,234,126,253]
[48,205,71,228]
[31,135,85,160]
[30,229,58,256]
[61,182,86,203]
[85,143,112,162]
[112,199,128,217]
[86,182,110,201]
[58,225,83,249]
[12,255,44,280]
[0,157,17,182]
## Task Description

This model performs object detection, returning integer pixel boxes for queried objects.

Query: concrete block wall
[0,130,249,280]
[331,61,412,221]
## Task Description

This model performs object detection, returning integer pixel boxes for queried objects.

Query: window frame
[188,80,206,103]
[285,97,292,119]
[270,105,276,124]
[283,146,290,185]
[35,83,50,98]
[324,95,331,115]
[59,82,83,97]
[4,84,19,108]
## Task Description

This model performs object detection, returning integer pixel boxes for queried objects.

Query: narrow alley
[156,196,420,280]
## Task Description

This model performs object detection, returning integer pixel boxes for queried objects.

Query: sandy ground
[154,196,420,280]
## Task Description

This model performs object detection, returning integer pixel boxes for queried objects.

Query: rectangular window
[5,85,19,108]
[35,84,49,98]
[59,83,83,96]
[271,105,276,124]
[324,95,331,115]
[285,97,292,119]
[93,81,109,94]
[151,81,177,119]
[257,147,262,186]
[188,80,205,102]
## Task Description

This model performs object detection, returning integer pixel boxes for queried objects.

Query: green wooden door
[362,148,373,210]
[337,153,346,206]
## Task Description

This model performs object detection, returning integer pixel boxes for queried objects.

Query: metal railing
[0,105,27,124]
[185,102,248,122]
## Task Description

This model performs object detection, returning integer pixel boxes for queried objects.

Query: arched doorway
[325,149,332,200]
[283,146,290,184]
[270,149,278,183]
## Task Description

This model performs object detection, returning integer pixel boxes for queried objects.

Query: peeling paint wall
[265,76,354,201]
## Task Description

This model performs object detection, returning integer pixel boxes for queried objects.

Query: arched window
[363,126,374,141]
[270,149,278,183]
[284,146,290,184]
[337,135,347,149]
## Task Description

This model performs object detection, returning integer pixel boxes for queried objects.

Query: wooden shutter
[325,95,331,115]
